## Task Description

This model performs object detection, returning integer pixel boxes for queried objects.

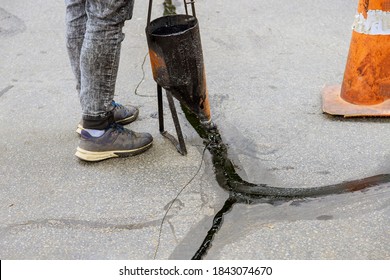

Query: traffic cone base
[322,85,390,117]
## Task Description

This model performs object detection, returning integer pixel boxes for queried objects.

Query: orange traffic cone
[322,0,390,116]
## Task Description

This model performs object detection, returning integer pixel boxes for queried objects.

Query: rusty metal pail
[145,1,211,123]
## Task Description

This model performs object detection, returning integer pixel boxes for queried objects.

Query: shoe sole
[76,112,139,135]
[75,141,153,162]
[116,111,139,125]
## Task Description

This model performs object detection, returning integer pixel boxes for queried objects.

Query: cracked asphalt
[1,0,389,260]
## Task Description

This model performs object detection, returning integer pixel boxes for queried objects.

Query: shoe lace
[109,123,133,136]
[112,101,124,109]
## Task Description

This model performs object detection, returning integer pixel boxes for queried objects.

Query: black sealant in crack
[158,0,390,260]
[163,0,177,16]
[191,196,237,260]
[182,106,390,260]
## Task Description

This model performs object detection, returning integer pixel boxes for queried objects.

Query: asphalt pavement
[0,0,389,260]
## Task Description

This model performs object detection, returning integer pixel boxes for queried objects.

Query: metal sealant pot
[145,1,211,123]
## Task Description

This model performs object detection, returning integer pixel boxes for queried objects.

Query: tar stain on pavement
[184,107,390,259]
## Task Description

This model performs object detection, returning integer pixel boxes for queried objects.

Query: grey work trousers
[65,0,135,129]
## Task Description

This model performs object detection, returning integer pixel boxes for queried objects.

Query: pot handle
[147,0,197,28]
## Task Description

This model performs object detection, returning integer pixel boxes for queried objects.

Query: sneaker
[76,101,139,134]
[75,124,153,162]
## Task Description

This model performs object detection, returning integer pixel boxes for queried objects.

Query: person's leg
[65,0,87,93]
[65,0,138,134]
[71,0,153,161]
[80,0,135,130]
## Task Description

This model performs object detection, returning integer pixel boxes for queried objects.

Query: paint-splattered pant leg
[65,0,135,129]
[65,0,86,94]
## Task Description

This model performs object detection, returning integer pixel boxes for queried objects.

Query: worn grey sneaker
[75,124,153,162]
[76,101,139,134]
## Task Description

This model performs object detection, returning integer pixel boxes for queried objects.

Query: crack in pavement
[0,8,26,37]
[182,106,390,259]
[4,217,171,232]
[0,85,13,98]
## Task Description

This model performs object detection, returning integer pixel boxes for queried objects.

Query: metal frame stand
[148,0,198,156]
[157,85,187,155]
